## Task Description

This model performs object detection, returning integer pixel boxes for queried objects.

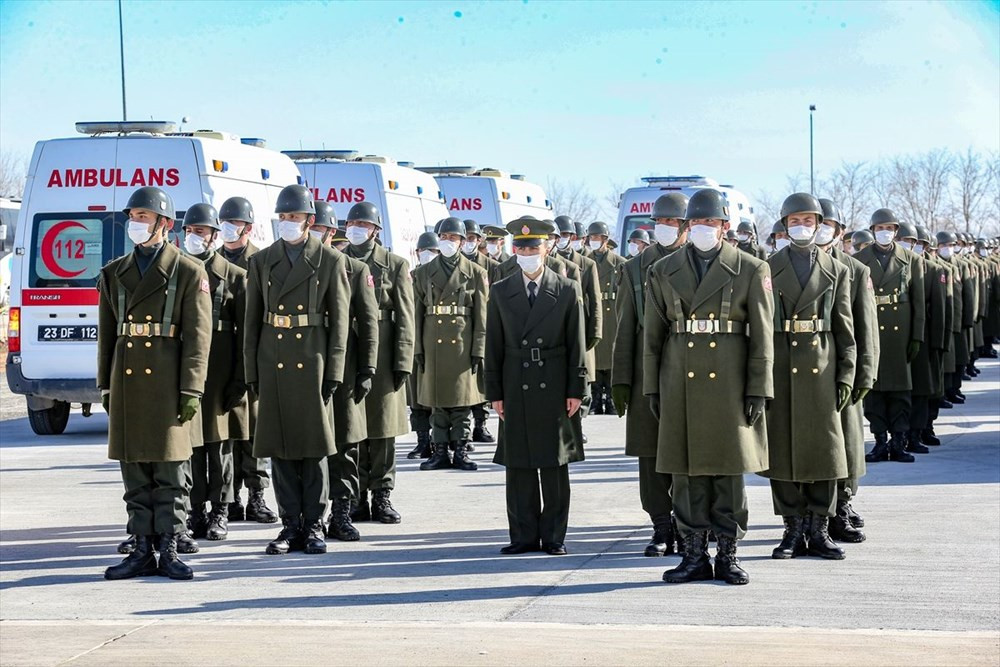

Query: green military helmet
[463,219,483,239]
[274,184,314,214]
[915,225,932,243]
[736,220,755,235]
[869,208,899,228]
[628,228,650,244]
[506,215,553,247]
[436,216,467,238]
[818,198,843,227]
[685,188,729,221]
[779,192,824,225]
[771,220,786,235]
[313,201,337,228]
[587,221,610,237]
[218,196,254,224]
[181,202,220,230]
[652,192,689,220]
[975,237,987,249]
[852,229,874,249]
[330,226,349,243]
[936,230,958,246]
[573,221,586,238]
[554,215,575,235]
[725,229,738,241]
[346,201,381,227]
[482,224,508,239]
[895,221,918,241]
[417,231,439,250]
[124,186,176,220]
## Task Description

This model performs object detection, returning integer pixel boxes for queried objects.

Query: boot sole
[714,573,750,585]
[644,546,667,557]
[372,515,401,524]
[830,533,866,543]
[248,516,279,524]
[104,566,158,580]
[157,569,194,580]
[329,533,361,541]
[662,572,713,584]
[206,534,228,541]
[808,549,846,560]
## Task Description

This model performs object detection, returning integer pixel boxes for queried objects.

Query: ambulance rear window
[29,212,116,288]
[620,215,654,245]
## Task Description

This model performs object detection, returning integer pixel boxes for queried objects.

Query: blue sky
[2,0,998,214]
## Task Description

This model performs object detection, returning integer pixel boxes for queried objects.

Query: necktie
[528,281,537,307]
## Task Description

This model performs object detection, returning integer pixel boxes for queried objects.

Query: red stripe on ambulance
[22,289,100,306]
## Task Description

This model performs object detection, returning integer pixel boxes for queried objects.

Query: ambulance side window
[29,212,115,288]
[620,215,654,246]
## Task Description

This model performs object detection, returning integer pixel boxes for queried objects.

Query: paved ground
[1,353,998,665]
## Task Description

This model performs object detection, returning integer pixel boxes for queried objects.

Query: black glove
[648,394,660,420]
[745,396,766,426]
[247,381,259,397]
[587,337,600,351]
[414,353,425,371]
[852,387,870,405]
[393,370,410,391]
[101,394,110,414]
[322,380,339,405]
[223,381,247,412]
[354,368,374,404]
[907,340,921,362]
[471,356,483,375]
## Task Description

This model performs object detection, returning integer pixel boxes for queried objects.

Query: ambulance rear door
[437,176,499,226]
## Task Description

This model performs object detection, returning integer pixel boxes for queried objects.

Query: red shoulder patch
[367,273,375,288]
[762,276,772,292]
[940,272,948,284]
[866,276,873,290]
[200,278,210,294]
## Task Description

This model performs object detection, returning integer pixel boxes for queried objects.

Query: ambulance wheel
[28,400,70,435]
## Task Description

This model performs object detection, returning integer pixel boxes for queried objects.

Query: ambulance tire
[28,400,70,435]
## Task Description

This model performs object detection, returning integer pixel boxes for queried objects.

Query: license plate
[37,325,98,342]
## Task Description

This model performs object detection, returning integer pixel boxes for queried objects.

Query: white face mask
[737,232,751,243]
[775,238,792,251]
[913,244,925,255]
[654,224,679,246]
[462,240,478,254]
[814,225,837,246]
[688,224,720,252]
[556,237,571,250]
[545,239,556,251]
[309,229,328,242]
[438,239,459,257]
[486,241,501,257]
[588,239,604,251]
[127,219,154,246]
[627,242,640,257]
[418,250,438,265]
[938,246,953,259]
[346,226,371,246]
[183,232,209,255]
[874,229,895,246]
[571,239,583,252]
[516,253,543,274]
[787,224,815,244]
[898,240,914,252]
[278,220,304,243]
[979,248,988,257]
[220,221,243,243]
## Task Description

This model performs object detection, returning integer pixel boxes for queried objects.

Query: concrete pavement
[1,354,998,665]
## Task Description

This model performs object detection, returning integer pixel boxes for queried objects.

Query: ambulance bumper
[5,355,101,405]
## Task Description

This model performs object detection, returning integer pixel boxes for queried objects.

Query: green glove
[906,340,921,362]
[836,383,851,412]
[587,337,600,350]
[101,394,110,414]
[178,395,200,424]
[611,385,630,417]
[852,387,870,404]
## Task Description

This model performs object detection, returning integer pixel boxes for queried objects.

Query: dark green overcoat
[591,250,625,371]
[222,241,259,435]
[332,252,379,444]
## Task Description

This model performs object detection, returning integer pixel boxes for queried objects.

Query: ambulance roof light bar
[474,168,509,178]
[355,155,393,164]
[76,121,178,136]
[415,166,478,176]
[281,150,359,161]
[641,175,719,187]
[240,138,267,148]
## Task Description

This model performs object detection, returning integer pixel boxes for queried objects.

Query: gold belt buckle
[272,314,293,329]
[129,323,152,337]
[792,320,815,333]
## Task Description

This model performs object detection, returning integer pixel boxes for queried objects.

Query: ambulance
[5,121,301,434]
[287,151,448,266]
[418,167,553,228]
[615,176,758,249]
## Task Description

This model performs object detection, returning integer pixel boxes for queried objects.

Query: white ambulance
[418,167,553,227]
[287,151,448,267]
[615,176,758,248]
[5,121,301,434]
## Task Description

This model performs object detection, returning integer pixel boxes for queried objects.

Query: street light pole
[118,0,127,121]
[809,104,816,194]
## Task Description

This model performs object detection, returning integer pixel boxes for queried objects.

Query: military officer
[626,228,650,257]
[244,185,351,555]
[915,225,953,448]
[344,201,415,524]
[99,186,212,581]
[483,225,511,263]
[854,209,925,463]
[413,218,488,471]
[217,196,277,525]
[736,220,768,259]
[486,216,587,556]
[852,229,874,254]
[816,199,878,542]
[772,221,791,255]
[460,219,497,445]
[936,231,973,407]
[724,229,739,247]
[407,231,440,460]
[764,194,856,561]
[181,203,248,543]
[644,188,774,586]
[586,222,623,414]
[490,219,583,285]
[611,192,688,557]
[311,207,379,542]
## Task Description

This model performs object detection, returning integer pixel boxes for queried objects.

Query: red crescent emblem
[40,220,87,278]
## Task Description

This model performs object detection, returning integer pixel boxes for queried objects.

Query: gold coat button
[710,341,717,349]
[127,315,133,321]
[812,340,819,347]
[451,339,457,344]
[893,326,899,331]
[278,304,284,311]
[127,342,133,348]
[125,369,132,375]
[688,341,694,348]
[297,305,304,311]
[709,372,717,379]
[708,313,715,320]
[277,333,283,339]
[296,333,302,339]
[687,371,695,378]
[522,384,529,390]
[880,326,885,331]
[792,368,798,373]
[145,341,152,348]
[792,341,798,347]
[437,339,443,344]
[297,363,303,369]
[438,319,443,325]
[880,307,885,312]
[145,368,152,375]
[145,315,153,321]
[812,368,819,374]
[277,363,284,369]
[540,382,546,389]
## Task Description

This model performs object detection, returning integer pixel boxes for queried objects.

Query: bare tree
[0,150,28,198]
[952,148,994,235]
[823,161,873,231]
[545,178,600,224]
[602,179,631,223]
[883,150,954,232]
[752,189,781,228]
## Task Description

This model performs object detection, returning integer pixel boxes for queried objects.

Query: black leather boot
[303,521,327,554]
[117,535,136,555]
[938,397,953,409]
[228,490,245,521]
[845,502,865,528]
[865,432,890,463]
[176,529,200,554]
[189,506,209,539]
[407,431,432,459]
[644,517,675,557]
[206,502,229,540]
[662,532,713,583]
[673,515,684,556]
[326,497,360,541]
[156,534,194,580]
[472,419,495,443]
[921,427,941,447]
[905,429,929,454]
[105,535,157,580]
[246,489,278,523]
[771,515,807,559]
[714,535,749,585]
[266,518,304,555]
[946,389,965,404]
[806,514,846,559]
[351,494,371,522]
[452,442,478,471]
[371,489,401,524]
[829,500,866,543]
[420,441,452,470]
[888,432,915,462]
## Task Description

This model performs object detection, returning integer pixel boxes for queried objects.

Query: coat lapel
[521,269,558,338]
[129,243,177,309]
[769,249,802,304]
[503,270,532,334]
[690,242,740,313]
[794,252,835,316]
[878,245,906,289]
[277,235,322,299]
